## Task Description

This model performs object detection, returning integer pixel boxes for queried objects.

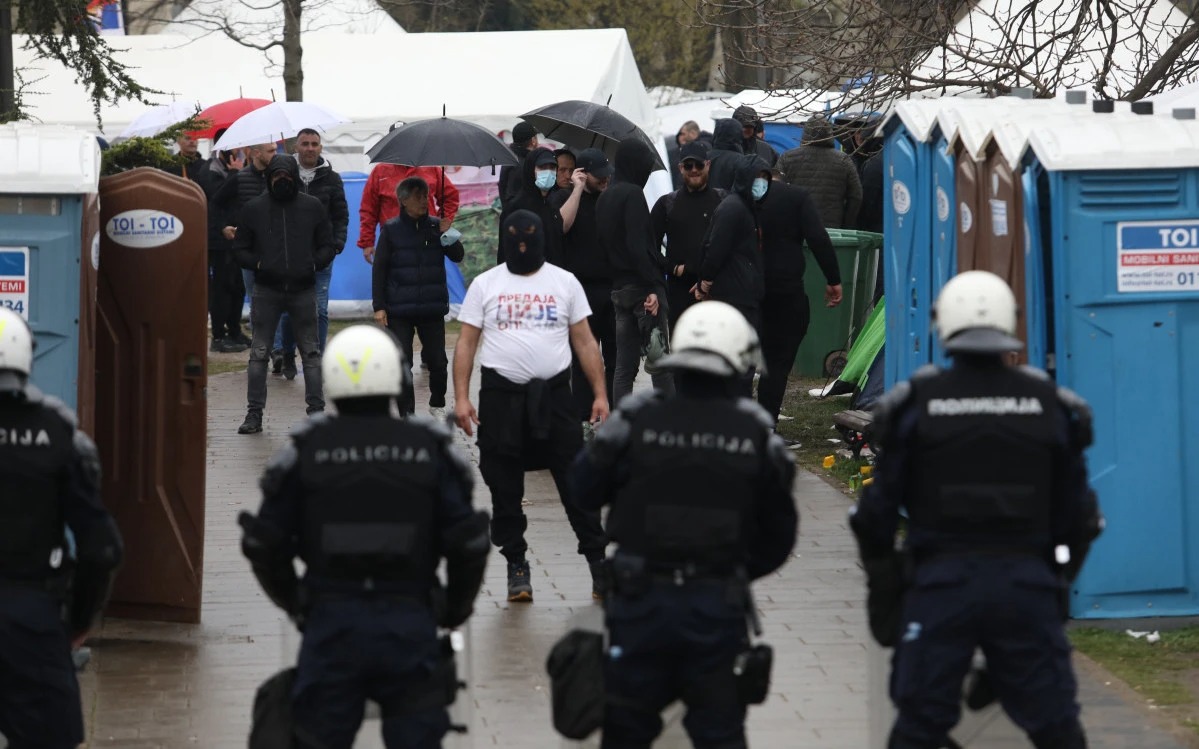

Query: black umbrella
[368,116,519,169]
[520,100,666,171]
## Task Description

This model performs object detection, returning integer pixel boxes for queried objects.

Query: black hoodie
[498,143,533,212]
[596,140,663,294]
[233,156,336,291]
[699,154,768,310]
[757,180,840,294]
[497,149,564,266]
[707,119,745,192]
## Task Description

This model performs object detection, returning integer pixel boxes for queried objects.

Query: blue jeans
[276,266,333,355]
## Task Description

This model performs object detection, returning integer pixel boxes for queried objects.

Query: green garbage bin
[793,229,883,378]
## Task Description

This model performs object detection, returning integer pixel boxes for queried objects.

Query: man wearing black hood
[597,139,674,406]
[779,117,862,229]
[453,210,609,603]
[697,154,770,334]
[499,121,539,213]
[706,118,745,192]
[732,105,780,169]
[498,148,564,267]
[755,172,844,429]
[233,155,337,434]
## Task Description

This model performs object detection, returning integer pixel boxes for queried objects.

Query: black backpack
[545,629,605,740]
[249,667,296,749]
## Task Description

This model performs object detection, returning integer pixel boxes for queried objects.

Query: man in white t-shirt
[454,210,610,603]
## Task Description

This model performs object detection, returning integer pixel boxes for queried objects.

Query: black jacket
[233,157,336,291]
[498,143,532,213]
[214,161,270,226]
[372,211,465,319]
[550,187,610,283]
[707,119,745,192]
[757,181,840,294]
[650,183,725,288]
[699,154,768,309]
[197,156,237,253]
[856,151,884,234]
[745,137,780,169]
[297,156,350,252]
[498,150,564,266]
[597,140,663,295]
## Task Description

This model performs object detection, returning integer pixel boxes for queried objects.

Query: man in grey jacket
[778,116,863,229]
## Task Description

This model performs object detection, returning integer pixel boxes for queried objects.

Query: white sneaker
[429,406,447,422]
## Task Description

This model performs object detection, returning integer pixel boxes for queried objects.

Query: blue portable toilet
[0,124,101,422]
[1023,106,1199,618]
[880,100,959,387]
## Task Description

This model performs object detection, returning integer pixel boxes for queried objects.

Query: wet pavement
[61,350,1192,748]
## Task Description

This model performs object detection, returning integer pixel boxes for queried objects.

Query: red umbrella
[189,98,272,140]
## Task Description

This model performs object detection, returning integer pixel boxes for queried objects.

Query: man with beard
[597,140,674,406]
[551,148,616,439]
[234,156,337,434]
[452,211,609,603]
[732,105,779,169]
[651,141,726,332]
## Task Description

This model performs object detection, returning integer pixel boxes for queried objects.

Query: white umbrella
[213,101,350,151]
[117,101,201,139]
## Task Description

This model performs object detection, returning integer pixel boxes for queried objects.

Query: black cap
[576,147,614,178]
[513,121,537,144]
[678,141,709,163]
[732,105,760,127]
[531,148,557,168]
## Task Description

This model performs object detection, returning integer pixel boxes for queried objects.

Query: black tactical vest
[606,399,767,569]
[0,398,74,581]
[906,365,1059,548]
[296,416,441,590]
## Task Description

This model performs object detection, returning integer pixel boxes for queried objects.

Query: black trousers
[571,281,616,420]
[209,249,245,340]
[666,276,698,333]
[476,370,606,564]
[387,315,448,414]
[756,290,810,423]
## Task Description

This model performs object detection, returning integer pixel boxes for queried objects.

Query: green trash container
[793,229,883,378]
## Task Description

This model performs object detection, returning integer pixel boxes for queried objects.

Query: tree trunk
[282,0,303,101]
[1,6,14,121]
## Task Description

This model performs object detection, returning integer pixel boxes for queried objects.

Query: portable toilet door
[0,124,100,434]
[328,171,371,318]
[1026,107,1199,618]
[880,100,945,387]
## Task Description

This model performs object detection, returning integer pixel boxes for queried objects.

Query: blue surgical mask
[535,170,556,191]
[751,177,769,201]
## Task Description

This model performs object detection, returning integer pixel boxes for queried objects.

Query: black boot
[238,411,263,434]
[282,354,297,381]
[271,349,284,375]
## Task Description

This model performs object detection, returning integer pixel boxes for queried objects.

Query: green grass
[773,376,871,491]
[1071,627,1199,707]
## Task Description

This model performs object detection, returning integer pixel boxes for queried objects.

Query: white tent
[14,29,665,187]
[910,0,1192,98]
[171,0,404,41]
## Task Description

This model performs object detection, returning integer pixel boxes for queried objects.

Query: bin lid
[0,123,101,194]
[1027,113,1199,171]
[823,228,884,251]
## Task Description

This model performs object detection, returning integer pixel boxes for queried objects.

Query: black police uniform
[572,387,798,749]
[851,358,1102,749]
[240,411,488,749]
[0,385,123,749]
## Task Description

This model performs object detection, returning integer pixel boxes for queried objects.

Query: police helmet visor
[655,349,738,377]
[943,327,1024,354]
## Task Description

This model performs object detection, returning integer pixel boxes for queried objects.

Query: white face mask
[751,177,769,201]
[535,170,557,191]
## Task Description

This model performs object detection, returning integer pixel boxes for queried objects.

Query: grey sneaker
[428,406,447,423]
[507,560,533,602]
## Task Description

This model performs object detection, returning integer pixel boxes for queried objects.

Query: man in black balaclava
[233,155,337,434]
[452,210,610,603]
[498,148,564,266]
[597,139,674,406]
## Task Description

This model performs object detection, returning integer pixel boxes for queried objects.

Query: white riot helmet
[0,308,33,393]
[657,300,764,377]
[934,270,1023,354]
[322,324,406,401]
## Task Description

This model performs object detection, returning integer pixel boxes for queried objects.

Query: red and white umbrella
[213,101,350,151]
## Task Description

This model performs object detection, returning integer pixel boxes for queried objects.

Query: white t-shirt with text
[457,262,592,384]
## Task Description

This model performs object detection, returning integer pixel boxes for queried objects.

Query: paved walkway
[63,354,1192,748]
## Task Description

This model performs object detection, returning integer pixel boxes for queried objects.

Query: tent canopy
[13,28,661,173]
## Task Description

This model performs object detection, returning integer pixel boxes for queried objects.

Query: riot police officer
[0,308,124,749]
[571,301,798,749]
[239,324,489,748]
[850,271,1103,749]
